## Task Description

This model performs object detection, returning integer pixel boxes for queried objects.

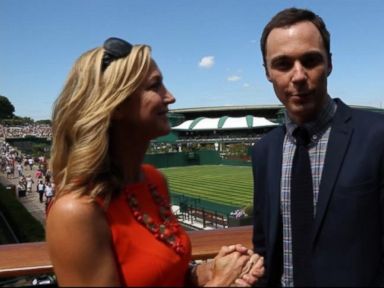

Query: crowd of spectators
[0,124,52,139]
[175,131,264,144]
[0,141,54,209]
[230,208,249,219]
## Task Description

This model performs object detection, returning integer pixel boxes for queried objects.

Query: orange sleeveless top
[104,164,192,286]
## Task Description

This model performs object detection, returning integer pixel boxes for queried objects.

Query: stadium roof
[171,104,284,113]
[172,115,278,131]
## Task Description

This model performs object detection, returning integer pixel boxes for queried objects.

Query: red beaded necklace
[125,183,185,256]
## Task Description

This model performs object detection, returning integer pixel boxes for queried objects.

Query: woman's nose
[164,88,176,104]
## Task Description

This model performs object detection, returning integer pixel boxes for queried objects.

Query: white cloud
[227,75,241,82]
[198,56,215,69]
[243,83,250,87]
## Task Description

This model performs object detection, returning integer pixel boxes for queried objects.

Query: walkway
[0,166,46,227]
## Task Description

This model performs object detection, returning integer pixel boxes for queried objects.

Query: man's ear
[327,53,333,76]
[264,63,272,82]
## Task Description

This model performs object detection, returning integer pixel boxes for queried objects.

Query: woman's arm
[46,194,121,286]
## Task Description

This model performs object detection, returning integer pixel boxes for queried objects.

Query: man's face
[264,21,332,124]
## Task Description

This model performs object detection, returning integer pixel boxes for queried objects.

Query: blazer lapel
[312,99,353,242]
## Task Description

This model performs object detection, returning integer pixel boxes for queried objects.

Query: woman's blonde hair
[50,43,151,202]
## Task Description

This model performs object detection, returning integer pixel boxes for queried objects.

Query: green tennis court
[160,165,253,210]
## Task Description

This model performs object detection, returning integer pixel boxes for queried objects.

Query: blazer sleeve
[252,147,266,257]
[375,156,384,285]
[251,143,268,287]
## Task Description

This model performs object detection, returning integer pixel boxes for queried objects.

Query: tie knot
[293,127,311,146]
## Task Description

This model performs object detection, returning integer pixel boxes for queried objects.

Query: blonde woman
[46,37,264,287]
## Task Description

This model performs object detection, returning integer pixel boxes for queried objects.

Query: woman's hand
[203,244,250,287]
[191,244,265,287]
[213,245,265,287]
[232,250,265,287]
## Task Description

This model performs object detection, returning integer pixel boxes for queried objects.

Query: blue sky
[1,0,383,120]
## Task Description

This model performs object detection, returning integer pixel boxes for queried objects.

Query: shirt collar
[284,95,337,145]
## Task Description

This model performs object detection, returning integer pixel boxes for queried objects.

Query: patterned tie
[291,127,313,286]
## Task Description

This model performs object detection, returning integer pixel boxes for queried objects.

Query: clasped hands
[196,244,265,287]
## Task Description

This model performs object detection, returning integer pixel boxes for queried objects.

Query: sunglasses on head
[101,37,133,72]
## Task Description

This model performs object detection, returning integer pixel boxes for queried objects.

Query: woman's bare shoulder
[46,193,108,241]
[46,193,119,286]
[47,193,102,222]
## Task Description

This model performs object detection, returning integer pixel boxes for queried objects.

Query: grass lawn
[160,165,253,207]
[0,184,45,244]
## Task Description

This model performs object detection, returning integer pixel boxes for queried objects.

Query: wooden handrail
[0,225,253,278]
[189,225,252,260]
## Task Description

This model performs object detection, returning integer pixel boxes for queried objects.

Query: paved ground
[0,166,46,227]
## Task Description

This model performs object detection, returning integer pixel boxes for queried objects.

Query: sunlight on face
[113,61,176,141]
[265,21,332,124]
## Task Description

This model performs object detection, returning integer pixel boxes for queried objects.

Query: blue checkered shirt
[280,97,337,287]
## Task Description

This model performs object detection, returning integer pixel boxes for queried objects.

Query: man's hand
[232,250,265,287]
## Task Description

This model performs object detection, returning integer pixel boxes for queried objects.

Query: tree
[1,116,34,126]
[21,117,34,125]
[36,119,52,125]
[0,95,15,120]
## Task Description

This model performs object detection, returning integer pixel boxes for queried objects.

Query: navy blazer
[251,99,384,286]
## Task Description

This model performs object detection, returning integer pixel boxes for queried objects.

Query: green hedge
[0,184,45,243]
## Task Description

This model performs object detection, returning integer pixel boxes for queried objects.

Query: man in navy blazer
[251,7,384,286]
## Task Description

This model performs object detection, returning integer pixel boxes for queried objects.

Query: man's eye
[271,59,292,71]
[301,54,324,69]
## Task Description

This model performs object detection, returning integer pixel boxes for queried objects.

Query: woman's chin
[152,126,171,139]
